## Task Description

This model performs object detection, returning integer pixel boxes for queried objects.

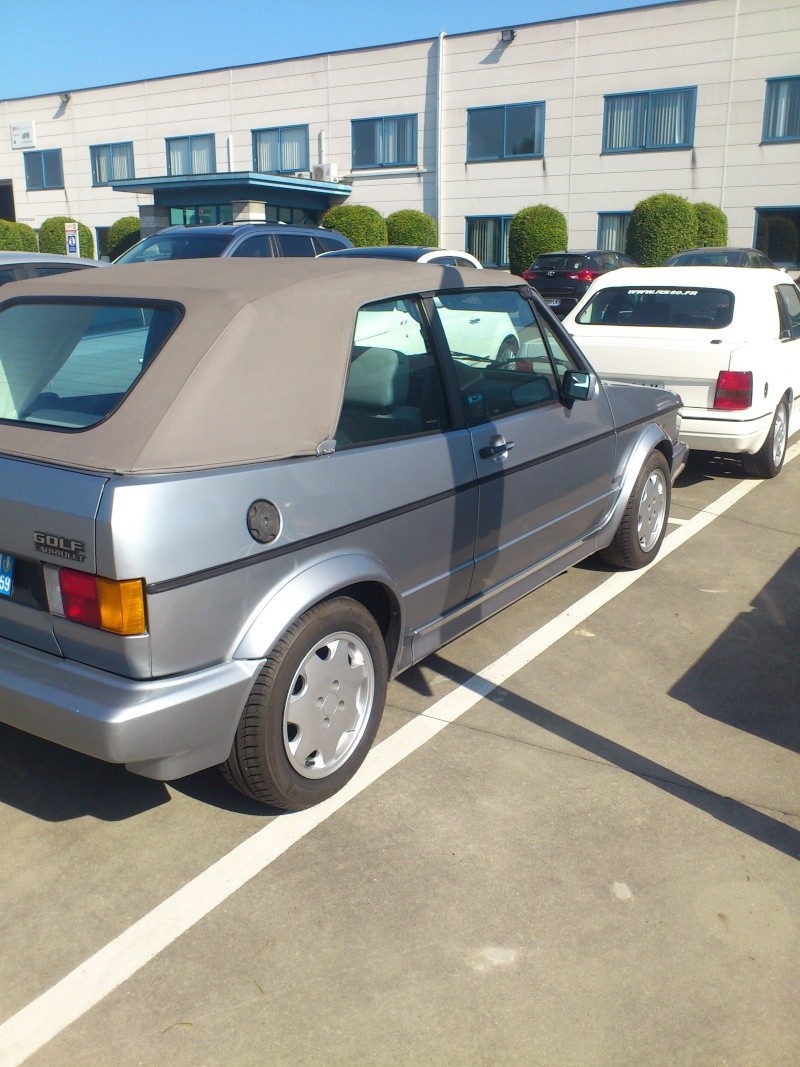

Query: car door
[332,296,478,646]
[432,287,617,598]
[775,283,800,430]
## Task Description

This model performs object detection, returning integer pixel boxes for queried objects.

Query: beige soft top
[0,257,519,475]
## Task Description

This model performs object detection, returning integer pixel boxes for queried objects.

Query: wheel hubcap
[637,469,667,552]
[772,407,787,466]
[283,631,375,779]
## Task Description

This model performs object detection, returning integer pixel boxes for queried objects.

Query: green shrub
[15,222,38,251]
[755,216,770,254]
[0,219,24,251]
[107,216,141,260]
[693,202,728,247]
[37,216,95,258]
[321,205,387,247]
[625,193,697,266]
[386,209,437,246]
[508,205,568,277]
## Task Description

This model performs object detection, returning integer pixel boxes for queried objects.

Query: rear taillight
[569,269,600,282]
[713,370,752,411]
[45,567,147,635]
[522,270,539,282]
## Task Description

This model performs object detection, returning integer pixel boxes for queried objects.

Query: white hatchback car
[563,267,800,477]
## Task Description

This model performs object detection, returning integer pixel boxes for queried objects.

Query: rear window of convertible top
[575,286,735,329]
[0,300,180,429]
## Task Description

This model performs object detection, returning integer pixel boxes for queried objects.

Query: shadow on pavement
[422,653,800,861]
[671,549,800,754]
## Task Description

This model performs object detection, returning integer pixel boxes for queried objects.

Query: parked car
[0,250,101,287]
[563,266,800,477]
[662,246,777,269]
[522,250,638,318]
[113,222,351,263]
[0,259,686,809]
[320,245,483,268]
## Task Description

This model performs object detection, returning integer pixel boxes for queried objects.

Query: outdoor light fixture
[500,28,516,43]
[59,91,72,105]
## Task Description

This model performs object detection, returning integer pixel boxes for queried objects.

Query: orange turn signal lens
[57,569,147,635]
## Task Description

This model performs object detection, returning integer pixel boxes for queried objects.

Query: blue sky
[3,0,677,99]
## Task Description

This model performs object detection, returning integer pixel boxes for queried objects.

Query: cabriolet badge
[33,531,87,562]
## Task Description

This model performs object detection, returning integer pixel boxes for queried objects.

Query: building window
[763,77,800,143]
[252,126,309,173]
[603,88,696,152]
[467,103,545,161]
[598,212,631,252]
[465,216,512,268]
[351,115,416,169]
[90,142,134,185]
[755,207,800,269]
[166,134,215,176]
[23,149,64,190]
[169,205,233,226]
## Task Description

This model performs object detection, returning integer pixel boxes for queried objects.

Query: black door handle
[480,434,515,458]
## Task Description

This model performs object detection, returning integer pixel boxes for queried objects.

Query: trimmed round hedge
[508,205,568,277]
[693,202,728,247]
[322,205,387,247]
[386,209,437,246]
[0,219,23,251]
[38,216,95,258]
[625,194,697,266]
[16,222,38,251]
[108,216,141,260]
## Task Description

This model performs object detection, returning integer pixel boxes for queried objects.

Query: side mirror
[562,369,594,404]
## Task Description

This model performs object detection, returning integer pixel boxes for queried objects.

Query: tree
[107,216,141,260]
[37,216,95,258]
[321,205,387,247]
[626,194,697,265]
[386,209,437,246]
[693,202,728,247]
[508,205,568,277]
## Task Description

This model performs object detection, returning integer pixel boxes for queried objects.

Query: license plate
[545,298,561,307]
[0,552,14,598]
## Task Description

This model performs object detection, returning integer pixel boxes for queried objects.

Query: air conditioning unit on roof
[312,162,339,183]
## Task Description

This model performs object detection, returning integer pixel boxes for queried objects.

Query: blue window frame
[603,87,696,153]
[351,115,417,169]
[465,216,512,268]
[252,126,309,173]
[166,134,215,176]
[467,102,545,162]
[90,142,134,185]
[23,149,64,191]
[763,77,800,143]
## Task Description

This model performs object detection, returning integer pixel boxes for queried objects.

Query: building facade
[1,0,799,266]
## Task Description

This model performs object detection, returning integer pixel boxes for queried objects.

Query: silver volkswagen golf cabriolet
[0,259,687,809]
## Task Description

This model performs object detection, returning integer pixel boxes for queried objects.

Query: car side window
[776,285,800,341]
[335,298,451,449]
[0,269,18,287]
[275,234,316,257]
[433,289,559,426]
[231,236,275,258]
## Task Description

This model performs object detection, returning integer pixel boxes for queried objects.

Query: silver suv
[114,222,351,263]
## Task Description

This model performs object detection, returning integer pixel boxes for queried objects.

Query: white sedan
[563,266,800,477]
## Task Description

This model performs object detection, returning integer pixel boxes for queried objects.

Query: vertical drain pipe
[436,31,446,244]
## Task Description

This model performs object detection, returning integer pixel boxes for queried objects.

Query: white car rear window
[575,286,735,329]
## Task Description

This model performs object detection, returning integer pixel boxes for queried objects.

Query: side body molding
[233,552,404,668]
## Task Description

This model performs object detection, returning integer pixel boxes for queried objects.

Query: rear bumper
[0,638,262,781]
[680,411,771,455]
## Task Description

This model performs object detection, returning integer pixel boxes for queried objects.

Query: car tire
[496,336,519,362]
[601,450,671,570]
[742,397,788,479]
[221,597,388,810]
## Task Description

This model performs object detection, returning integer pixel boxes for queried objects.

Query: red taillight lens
[713,370,752,411]
[569,269,600,282]
[523,270,539,282]
[57,569,146,635]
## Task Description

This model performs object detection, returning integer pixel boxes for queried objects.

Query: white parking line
[1,443,797,1066]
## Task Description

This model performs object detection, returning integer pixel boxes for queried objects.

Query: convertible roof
[0,257,518,474]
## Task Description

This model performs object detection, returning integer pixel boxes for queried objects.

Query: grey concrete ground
[1,450,798,1066]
